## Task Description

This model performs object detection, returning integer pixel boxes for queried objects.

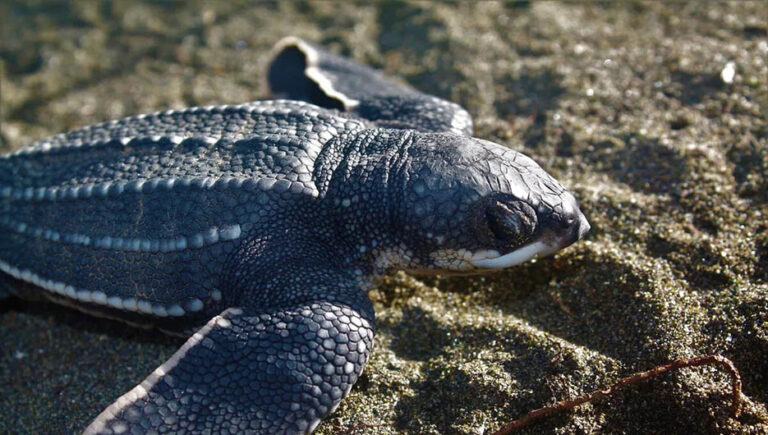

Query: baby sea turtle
[0,37,590,434]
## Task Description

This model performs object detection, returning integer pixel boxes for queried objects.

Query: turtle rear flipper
[86,302,374,434]
[268,37,473,135]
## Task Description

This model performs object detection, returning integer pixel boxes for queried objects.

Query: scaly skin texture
[0,38,588,434]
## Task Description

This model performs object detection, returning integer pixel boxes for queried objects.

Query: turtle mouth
[470,211,591,269]
[468,240,554,269]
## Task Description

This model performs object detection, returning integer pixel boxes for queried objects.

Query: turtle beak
[542,190,590,251]
[505,210,588,264]
[469,197,590,270]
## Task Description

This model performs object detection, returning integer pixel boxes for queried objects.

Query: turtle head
[386,132,590,274]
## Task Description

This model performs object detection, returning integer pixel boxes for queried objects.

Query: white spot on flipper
[215,317,232,328]
[323,363,335,375]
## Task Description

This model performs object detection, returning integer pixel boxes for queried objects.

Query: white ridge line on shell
[0,214,241,253]
[1,101,337,159]
[0,174,320,202]
[0,258,203,316]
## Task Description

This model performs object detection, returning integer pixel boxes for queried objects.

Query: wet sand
[1,2,766,433]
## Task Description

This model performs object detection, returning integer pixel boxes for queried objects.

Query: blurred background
[1,1,767,433]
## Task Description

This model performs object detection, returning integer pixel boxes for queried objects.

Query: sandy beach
[1,2,766,433]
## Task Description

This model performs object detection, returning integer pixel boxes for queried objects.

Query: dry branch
[492,354,741,434]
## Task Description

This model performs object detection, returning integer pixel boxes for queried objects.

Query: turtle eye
[477,197,537,247]
[485,203,522,242]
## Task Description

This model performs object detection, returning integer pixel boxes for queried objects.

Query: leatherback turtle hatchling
[0,37,590,434]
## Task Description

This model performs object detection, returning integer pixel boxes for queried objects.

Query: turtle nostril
[562,212,591,246]
[563,215,575,228]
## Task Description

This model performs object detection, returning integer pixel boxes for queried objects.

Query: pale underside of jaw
[469,240,554,269]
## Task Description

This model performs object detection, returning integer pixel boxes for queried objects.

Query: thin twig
[492,354,742,434]
[340,422,388,434]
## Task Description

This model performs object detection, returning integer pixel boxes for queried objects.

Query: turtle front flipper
[86,301,374,434]
[268,37,473,135]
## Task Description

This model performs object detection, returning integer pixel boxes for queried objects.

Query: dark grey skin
[0,37,589,434]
